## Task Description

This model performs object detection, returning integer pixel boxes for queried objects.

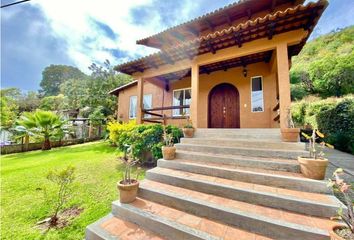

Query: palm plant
[11,125,34,151]
[16,110,65,150]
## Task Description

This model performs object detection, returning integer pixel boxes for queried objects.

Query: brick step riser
[86,214,117,240]
[175,152,300,172]
[180,138,305,151]
[157,160,330,194]
[176,144,306,160]
[138,186,329,240]
[146,170,340,218]
[112,201,220,240]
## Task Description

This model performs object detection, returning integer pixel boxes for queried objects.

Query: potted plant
[281,108,300,142]
[328,168,353,240]
[298,129,333,180]
[182,117,194,138]
[117,145,140,203]
[161,127,176,160]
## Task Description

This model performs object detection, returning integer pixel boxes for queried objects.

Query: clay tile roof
[109,80,138,96]
[115,0,327,75]
[137,0,306,49]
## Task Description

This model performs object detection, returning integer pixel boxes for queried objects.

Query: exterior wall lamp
[243,66,248,77]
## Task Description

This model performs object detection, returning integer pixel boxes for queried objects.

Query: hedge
[292,95,354,154]
[107,121,183,164]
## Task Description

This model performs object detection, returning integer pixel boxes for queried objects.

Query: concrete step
[176,143,307,159]
[157,159,330,194]
[138,180,333,240]
[112,199,222,240]
[111,198,275,240]
[146,167,344,218]
[85,213,165,240]
[194,128,282,140]
[180,137,306,150]
[176,150,300,172]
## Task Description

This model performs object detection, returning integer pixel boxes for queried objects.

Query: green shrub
[317,98,354,153]
[292,95,354,154]
[107,121,183,164]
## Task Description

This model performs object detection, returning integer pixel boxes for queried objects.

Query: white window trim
[250,76,264,113]
[129,95,137,119]
[143,94,153,118]
[172,87,191,117]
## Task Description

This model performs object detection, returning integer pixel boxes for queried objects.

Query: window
[129,96,137,119]
[251,76,264,112]
[143,94,152,118]
[173,88,191,116]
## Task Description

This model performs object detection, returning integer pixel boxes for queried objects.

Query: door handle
[223,106,226,117]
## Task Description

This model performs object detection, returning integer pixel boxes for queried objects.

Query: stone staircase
[86,128,344,240]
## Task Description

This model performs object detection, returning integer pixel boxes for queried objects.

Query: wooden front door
[208,83,240,128]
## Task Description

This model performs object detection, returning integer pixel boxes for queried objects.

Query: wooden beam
[234,31,242,48]
[206,40,216,54]
[267,22,276,40]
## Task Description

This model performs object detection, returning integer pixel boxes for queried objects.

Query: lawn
[0,141,145,240]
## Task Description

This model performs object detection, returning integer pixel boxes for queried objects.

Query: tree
[80,60,132,117]
[39,94,68,111]
[17,91,40,112]
[59,78,86,109]
[16,110,65,150]
[0,88,20,127]
[40,65,87,96]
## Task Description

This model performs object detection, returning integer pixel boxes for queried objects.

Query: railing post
[136,77,144,124]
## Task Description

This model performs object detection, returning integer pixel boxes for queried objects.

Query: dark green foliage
[40,65,87,97]
[107,122,182,164]
[290,26,354,99]
[317,99,354,153]
[292,96,354,154]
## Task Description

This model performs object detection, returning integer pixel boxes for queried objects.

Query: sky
[1,0,354,92]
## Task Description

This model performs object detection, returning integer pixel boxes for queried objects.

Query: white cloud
[29,0,198,73]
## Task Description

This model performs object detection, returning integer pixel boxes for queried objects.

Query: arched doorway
[208,83,240,128]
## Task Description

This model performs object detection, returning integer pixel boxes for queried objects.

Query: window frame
[250,76,264,113]
[129,95,137,119]
[172,87,191,117]
[143,94,153,118]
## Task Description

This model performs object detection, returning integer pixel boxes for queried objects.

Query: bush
[292,95,354,154]
[317,98,354,153]
[107,121,183,164]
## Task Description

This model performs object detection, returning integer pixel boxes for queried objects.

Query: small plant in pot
[117,145,140,203]
[328,168,353,240]
[281,108,300,142]
[298,129,333,180]
[182,116,194,138]
[161,127,176,160]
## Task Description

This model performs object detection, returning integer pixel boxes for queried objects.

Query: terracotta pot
[329,225,350,240]
[183,128,194,138]
[298,156,328,180]
[281,128,300,142]
[117,180,139,203]
[162,146,176,160]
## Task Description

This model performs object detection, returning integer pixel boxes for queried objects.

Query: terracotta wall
[117,61,279,128]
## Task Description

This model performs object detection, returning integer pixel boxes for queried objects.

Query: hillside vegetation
[290,26,354,100]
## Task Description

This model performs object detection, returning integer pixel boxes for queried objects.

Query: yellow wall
[117,61,279,128]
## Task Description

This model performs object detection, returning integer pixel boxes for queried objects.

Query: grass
[0,141,145,240]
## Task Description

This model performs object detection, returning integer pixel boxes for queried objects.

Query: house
[110,0,327,129]
[86,1,343,239]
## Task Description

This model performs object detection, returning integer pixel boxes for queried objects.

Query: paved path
[324,148,354,183]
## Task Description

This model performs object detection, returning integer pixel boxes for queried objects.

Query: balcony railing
[142,105,190,124]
